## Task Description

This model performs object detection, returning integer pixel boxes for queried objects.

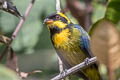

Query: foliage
[0,65,19,80]
[0,0,120,80]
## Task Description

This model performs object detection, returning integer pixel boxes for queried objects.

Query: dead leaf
[91,19,120,70]
[0,35,11,45]
[19,70,42,79]
[5,47,18,72]
[5,47,42,79]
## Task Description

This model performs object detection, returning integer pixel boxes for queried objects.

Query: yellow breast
[52,27,87,66]
[52,29,70,48]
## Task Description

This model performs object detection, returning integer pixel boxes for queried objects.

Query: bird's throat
[52,28,71,48]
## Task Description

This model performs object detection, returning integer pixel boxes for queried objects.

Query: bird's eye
[56,15,60,19]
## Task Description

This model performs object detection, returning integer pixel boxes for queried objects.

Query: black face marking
[46,14,59,20]
[50,26,62,35]
[46,13,68,24]
[49,23,73,36]
[61,17,68,23]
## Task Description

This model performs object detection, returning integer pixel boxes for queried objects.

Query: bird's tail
[83,64,103,80]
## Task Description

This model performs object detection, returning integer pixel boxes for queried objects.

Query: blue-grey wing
[74,24,93,58]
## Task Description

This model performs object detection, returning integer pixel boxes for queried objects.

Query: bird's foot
[60,69,67,78]
[84,57,90,66]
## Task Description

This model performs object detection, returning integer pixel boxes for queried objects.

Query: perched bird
[0,0,21,17]
[44,12,102,80]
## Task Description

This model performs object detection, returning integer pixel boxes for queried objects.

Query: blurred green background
[0,0,106,80]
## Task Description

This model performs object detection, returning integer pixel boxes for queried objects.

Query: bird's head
[44,12,71,34]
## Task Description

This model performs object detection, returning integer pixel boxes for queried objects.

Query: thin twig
[56,0,61,13]
[58,57,64,73]
[0,46,9,62]
[58,57,64,80]
[56,0,65,79]
[85,0,92,31]
[51,57,97,80]
[12,0,35,40]
[66,0,92,31]
[0,0,36,62]
[56,0,64,79]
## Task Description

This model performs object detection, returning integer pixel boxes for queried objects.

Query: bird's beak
[43,18,54,24]
[2,1,22,17]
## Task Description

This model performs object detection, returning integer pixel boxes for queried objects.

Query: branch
[12,0,35,40]
[51,57,97,80]
[66,0,92,31]
[58,57,65,80]
[56,0,61,12]
[56,0,64,79]
[0,0,36,62]
[58,57,64,73]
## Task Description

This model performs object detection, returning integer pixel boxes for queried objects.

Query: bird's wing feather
[74,24,99,69]
[73,24,93,58]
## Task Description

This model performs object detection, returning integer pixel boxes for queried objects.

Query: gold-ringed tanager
[44,12,102,80]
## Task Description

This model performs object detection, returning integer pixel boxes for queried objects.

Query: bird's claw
[60,69,67,77]
[84,57,90,66]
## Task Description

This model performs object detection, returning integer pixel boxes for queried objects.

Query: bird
[44,12,102,80]
[0,0,21,17]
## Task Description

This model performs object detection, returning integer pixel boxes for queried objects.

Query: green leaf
[89,19,104,35]
[0,65,19,80]
[105,0,120,24]
[92,3,106,23]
